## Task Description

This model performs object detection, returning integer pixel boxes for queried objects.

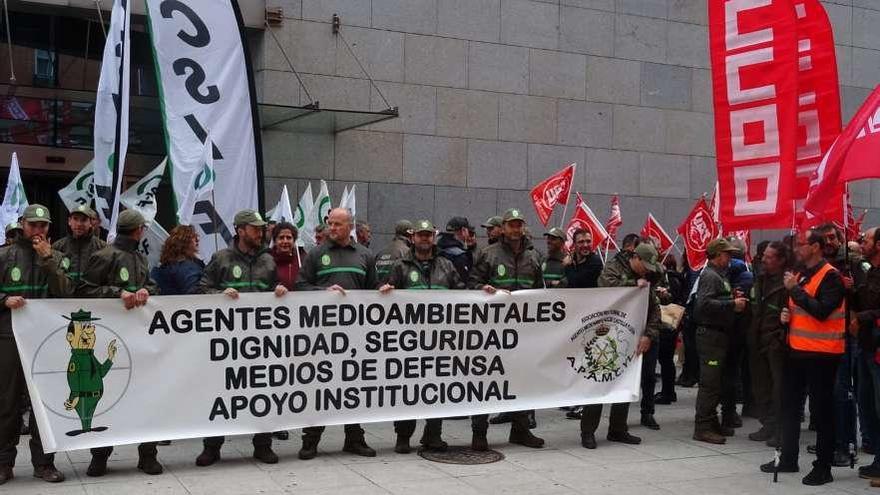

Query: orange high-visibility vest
[787,262,846,354]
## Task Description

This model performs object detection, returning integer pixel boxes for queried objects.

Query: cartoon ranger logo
[62,309,116,436]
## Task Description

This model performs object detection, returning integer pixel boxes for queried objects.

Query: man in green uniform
[3,222,22,246]
[374,220,413,284]
[194,209,288,467]
[542,227,567,288]
[379,220,463,454]
[77,210,162,476]
[296,207,378,460]
[580,243,662,448]
[63,310,116,436]
[692,238,748,444]
[481,216,503,246]
[0,204,71,485]
[469,208,545,450]
[53,205,106,285]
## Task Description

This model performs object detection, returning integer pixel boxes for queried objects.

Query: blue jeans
[834,339,858,452]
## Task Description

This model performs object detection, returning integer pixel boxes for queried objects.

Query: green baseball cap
[233,209,267,227]
[22,204,51,223]
[502,208,526,224]
[5,222,21,234]
[634,243,661,273]
[70,204,97,219]
[413,219,435,233]
[117,209,146,231]
[544,227,566,240]
[706,238,739,257]
[395,219,414,236]
[481,216,503,228]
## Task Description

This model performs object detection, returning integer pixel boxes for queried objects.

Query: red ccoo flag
[565,193,610,252]
[530,163,576,226]
[677,197,718,271]
[641,213,675,256]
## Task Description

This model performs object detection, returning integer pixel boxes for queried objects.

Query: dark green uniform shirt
[386,248,464,290]
[542,250,566,288]
[297,239,377,290]
[77,235,158,298]
[197,242,277,294]
[469,236,543,291]
[53,234,107,284]
[375,236,412,284]
[694,264,736,331]
[749,272,787,352]
[598,251,661,340]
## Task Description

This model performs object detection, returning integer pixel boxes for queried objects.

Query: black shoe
[33,464,64,483]
[471,431,488,451]
[802,466,832,486]
[748,428,773,442]
[509,429,544,448]
[676,377,698,388]
[273,430,289,440]
[859,463,880,479]
[607,431,641,445]
[807,444,817,454]
[581,433,597,449]
[713,422,735,437]
[640,414,660,430]
[137,455,163,475]
[195,447,221,467]
[298,436,319,460]
[394,435,411,454]
[157,440,172,446]
[760,460,799,473]
[722,413,743,428]
[653,392,677,405]
[86,456,109,477]
[0,466,11,485]
[832,449,854,467]
[489,412,513,425]
[253,446,278,464]
[420,435,448,452]
[343,438,377,457]
[565,408,583,420]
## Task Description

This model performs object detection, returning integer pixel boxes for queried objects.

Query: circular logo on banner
[409,271,419,283]
[496,265,506,277]
[11,267,21,282]
[567,311,637,383]
[62,258,71,270]
[119,267,129,282]
[232,265,243,279]
[321,254,331,266]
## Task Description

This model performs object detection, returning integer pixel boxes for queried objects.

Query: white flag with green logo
[339,184,357,241]
[58,160,95,212]
[177,132,215,227]
[0,152,28,243]
[269,185,294,224]
[295,183,315,249]
[120,158,166,225]
[314,180,332,227]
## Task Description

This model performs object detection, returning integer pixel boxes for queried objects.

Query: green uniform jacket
[542,251,567,288]
[749,272,787,352]
[469,236,544,291]
[598,251,661,340]
[0,238,73,338]
[375,236,412,284]
[386,248,464,290]
[67,349,112,400]
[694,264,737,331]
[198,242,277,293]
[53,234,107,284]
[77,235,158,298]
[297,239,377,290]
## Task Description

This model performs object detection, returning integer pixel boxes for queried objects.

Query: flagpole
[558,164,576,229]
[211,188,219,254]
[295,245,302,268]
[661,234,681,264]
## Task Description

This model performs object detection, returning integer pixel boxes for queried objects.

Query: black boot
[196,447,221,467]
[509,428,544,448]
[580,432,597,449]
[86,455,109,477]
[802,464,832,486]
[343,436,376,457]
[471,430,488,451]
[420,424,448,452]
[137,454,163,475]
[253,445,278,464]
[640,414,660,430]
[33,464,64,482]
[394,435,411,454]
[298,435,320,460]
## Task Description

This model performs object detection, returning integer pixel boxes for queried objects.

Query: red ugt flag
[641,213,675,256]
[530,163,575,226]
[604,195,623,242]
[565,193,609,252]
[677,198,718,271]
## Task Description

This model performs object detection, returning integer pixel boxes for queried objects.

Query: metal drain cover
[418,446,504,464]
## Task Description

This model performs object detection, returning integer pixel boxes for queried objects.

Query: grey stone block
[690,156,717,199]
[557,100,612,147]
[586,148,640,196]
[438,0,501,42]
[366,82,436,135]
[642,62,692,110]
[403,135,468,186]
[334,130,403,182]
[372,0,437,35]
[368,183,435,236]
[667,22,708,68]
[527,144,586,191]
[615,14,668,63]
[325,179,370,220]
[468,42,529,94]
[405,34,468,88]
[299,74,370,109]
[282,20,337,75]
[559,6,615,57]
[501,0,559,50]
[668,0,707,25]
[434,186,499,231]
[586,56,641,105]
[529,49,587,100]
[499,94,558,143]
[263,131,334,180]
[639,153,691,199]
[852,48,880,88]
[335,27,404,83]
[665,110,714,157]
[617,0,667,18]
[841,85,872,122]
[255,26,290,72]
[853,0,880,11]
[854,8,880,50]
[562,0,614,12]
[302,0,371,27]
[259,70,301,106]
[691,68,712,113]
[613,105,666,152]
[851,180,871,208]
[824,2,853,46]
[618,195,665,236]
[836,44,852,86]
[436,88,500,140]
[664,198,695,235]
[870,181,880,209]
[467,140,529,189]
[496,189,545,228]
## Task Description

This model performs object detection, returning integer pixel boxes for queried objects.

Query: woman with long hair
[151,225,204,295]
[271,222,306,290]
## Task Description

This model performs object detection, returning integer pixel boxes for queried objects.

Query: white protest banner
[14,288,646,452]
[145,0,262,259]
[58,161,95,212]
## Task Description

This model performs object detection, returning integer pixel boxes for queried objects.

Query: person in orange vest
[760,229,846,486]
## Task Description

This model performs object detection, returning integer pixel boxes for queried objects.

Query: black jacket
[564,252,603,288]
[437,232,473,282]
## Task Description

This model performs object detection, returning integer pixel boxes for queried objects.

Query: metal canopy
[258,102,398,134]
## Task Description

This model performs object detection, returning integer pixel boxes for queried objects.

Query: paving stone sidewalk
[8,387,873,494]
